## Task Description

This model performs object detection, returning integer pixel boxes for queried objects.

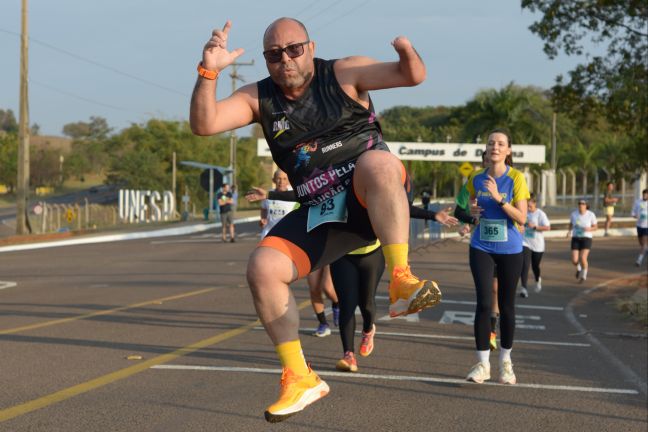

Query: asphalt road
[0,223,646,432]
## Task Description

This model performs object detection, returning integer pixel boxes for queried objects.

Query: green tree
[522,0,648,170]
[0,109,18,134]
[30,147,61,187]
[0,132,18,191]
[456,84,554,147]
[104,119,266,210]
[62,116,111,140]
[63,117,112,176]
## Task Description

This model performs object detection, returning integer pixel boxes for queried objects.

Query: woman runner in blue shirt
[465,129,530,385]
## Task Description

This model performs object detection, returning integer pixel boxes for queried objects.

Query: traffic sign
[66,208,75,223]
[458,162,474,177]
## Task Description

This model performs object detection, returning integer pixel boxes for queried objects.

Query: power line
[294,0,322,19]
[301,0,347,23]
[310,0,374,35]
[30,78,129,111]
[0,28,186,97]
[235,0,357,57]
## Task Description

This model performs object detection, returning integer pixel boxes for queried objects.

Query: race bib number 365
[480,219,508,242]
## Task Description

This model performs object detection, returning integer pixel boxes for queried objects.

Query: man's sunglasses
[263,41,310,63]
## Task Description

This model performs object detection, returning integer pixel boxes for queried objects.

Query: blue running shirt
[467,166,530,254]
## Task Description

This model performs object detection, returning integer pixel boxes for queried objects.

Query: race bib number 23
[307,190,348,232]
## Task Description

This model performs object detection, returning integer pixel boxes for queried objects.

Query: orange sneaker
[264,365,330,423]
[335,351,358,372]
[359,324,376,357]
[388,266,441,317]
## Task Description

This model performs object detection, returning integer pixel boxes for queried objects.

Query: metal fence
[31,201,119,234]
[408,202,449,251]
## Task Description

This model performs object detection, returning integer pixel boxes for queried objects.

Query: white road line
[565,272,648,396]
[378,313,420,322]
[0,281,17,290]
[251,326,590,347]
[374,296,564,311]
[151,365,637,395]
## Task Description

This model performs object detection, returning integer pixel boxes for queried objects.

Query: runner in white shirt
[260,171,299,239]
[249,170,340,338]
[631,189,648,267]
[566,199,598,282]
[519,194,551,295]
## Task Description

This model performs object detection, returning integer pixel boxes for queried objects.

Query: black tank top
[258,58,387,207]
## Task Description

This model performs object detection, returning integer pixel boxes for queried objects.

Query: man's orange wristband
[197,62,219,80]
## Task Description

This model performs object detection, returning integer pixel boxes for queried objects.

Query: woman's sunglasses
[263,41,310,63]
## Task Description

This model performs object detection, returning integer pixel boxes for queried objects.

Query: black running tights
[520,246,543,287]
[330,248,385,353]
[469,247,523,351]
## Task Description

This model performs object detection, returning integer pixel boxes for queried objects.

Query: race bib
[480,218,507,242]
[524,227,536,239]
[307,190,348,232]
[574,226,585,237]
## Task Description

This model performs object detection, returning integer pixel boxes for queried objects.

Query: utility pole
[16,0,30,234]
[228,60,254,187]
[547,111,558,206]
[551,112,557,170]
[171,151,177,217]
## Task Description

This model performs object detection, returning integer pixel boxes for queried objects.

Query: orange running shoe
[388,266,441,317]
[264,365,330,423]
[359,324,376,357]
[335,351,358,372]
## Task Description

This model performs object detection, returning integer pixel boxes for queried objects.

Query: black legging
[469,247,523,351]
[330,247,385,353]
[520,246,544,288]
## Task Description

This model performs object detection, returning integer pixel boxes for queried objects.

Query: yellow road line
[0,299,312,422]
[0,287,216,335]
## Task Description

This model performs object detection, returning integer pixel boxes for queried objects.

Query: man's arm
[189,20,258,135]
[334,36,426,102]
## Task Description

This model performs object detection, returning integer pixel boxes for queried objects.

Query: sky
[0,0,595,138]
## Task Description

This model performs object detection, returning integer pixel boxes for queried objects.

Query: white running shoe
[534,278,542,293]
[499,360,517,384]
[518,286,529,298]
[466,362,491,384]
[636,254,644,267]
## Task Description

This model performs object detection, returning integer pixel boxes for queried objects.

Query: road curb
[0,216,260,253]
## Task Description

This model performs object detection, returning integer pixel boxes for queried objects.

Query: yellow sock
[382,243,409,275]
[276,340,309,375]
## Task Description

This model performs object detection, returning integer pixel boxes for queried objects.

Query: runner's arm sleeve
[267,190,298,201]
[454,205,476,225]
[409,204,437,220]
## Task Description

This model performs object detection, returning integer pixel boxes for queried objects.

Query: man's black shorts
[258,162,407,278]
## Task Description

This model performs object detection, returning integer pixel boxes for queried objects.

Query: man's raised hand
[202,20,245,72]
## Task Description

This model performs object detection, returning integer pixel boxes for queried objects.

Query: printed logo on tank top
[273,116,291,139]
[293,140,319,170]
[295,162,355,206]
[321,141,342,153]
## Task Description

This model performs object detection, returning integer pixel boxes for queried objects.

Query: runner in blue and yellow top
[464,129,530,386]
